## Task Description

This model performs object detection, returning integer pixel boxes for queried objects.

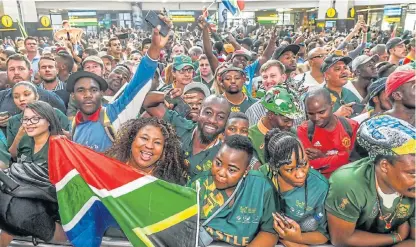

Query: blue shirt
[72,55,158,152]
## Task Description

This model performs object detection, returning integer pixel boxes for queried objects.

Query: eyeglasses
[309,54,326,60]
[176,68,194,74]
[21,116,44,125]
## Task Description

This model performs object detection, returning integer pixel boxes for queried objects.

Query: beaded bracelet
[391,233,397,244]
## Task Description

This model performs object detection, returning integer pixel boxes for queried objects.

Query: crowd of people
[0,10,415,247]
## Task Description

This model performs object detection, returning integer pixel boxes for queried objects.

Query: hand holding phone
[145,11,170,37]
[273,212,293,229]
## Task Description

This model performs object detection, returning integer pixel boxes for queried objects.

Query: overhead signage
[1,15,13,28]
[169,11,195,23]
[69,11,98,27]
[40,16,51,27]
[326,8,337,18]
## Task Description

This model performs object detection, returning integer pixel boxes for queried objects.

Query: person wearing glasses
[218,64,257,113]
[295,47,328,93]
[0,101,68,246]
[160,54,195,92]
[260,129,329,247]
[7,81,69,159]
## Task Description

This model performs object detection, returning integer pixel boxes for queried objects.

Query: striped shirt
[39,79,66,91]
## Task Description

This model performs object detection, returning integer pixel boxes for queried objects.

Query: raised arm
[258,27,278,67]
[198,15,219,73]
[336,21,363,50]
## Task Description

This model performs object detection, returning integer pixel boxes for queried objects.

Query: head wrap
[357,115,416,158]
[385,70,416,96]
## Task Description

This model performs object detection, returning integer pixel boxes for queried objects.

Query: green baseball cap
[261,86,302,119]
[173,55,194,71]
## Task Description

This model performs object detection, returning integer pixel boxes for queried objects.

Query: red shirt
[297,117,359,178]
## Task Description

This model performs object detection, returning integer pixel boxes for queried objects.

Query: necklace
[375,174,403,230]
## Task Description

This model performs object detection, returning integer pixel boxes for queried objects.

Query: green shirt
[248,118,269,165]
[188,170,278,246]
[260,165,329,238]
[17,135,49,166]
[325,157,415,232]
[324,86,361,116]
[163,110,221,179]
[7,108,70,148]
[193,75,214,89]
[228,95,258,114]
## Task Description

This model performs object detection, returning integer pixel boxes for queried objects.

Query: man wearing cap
[82,55,104,77]
[198,16,277,96]
[298,88,359,178]
[104,65,132,97]
[160,54,194,92]
[220,64,257,113]
[387,37,409,65]
[346,54,379,101]
[183,82,211,122]
[321,55,361,118]
[352,77,392,124]
[326,114,415,246]
[272,44,300,90]
[249,86,302,166]
[384,70,415,127]
[68,21,170,152]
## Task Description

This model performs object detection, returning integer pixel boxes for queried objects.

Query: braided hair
[264,129,308,213]
[105,117,187,185]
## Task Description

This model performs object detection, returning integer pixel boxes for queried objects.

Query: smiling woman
[7,82,70,159]
[105,117,188,185]
[0,101,67,246]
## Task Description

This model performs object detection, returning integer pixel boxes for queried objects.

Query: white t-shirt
[344,81,364,101]
[294,71,324,92]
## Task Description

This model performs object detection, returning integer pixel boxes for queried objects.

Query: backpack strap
[338,116,353,139]
[307,120,315,142]
[99,108,116,143]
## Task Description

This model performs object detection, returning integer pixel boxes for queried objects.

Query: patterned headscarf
[357,115,416,158]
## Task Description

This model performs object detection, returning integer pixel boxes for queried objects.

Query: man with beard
[0,54,65,131]
[387,37,409,66]
[104,65,132,97]
[272,44,300,90]
[144,93,231,179]
[322,55,361,118]
[198,16,277,95]
[384,70,415,127]
[38,56,70,107]
[249,86,302,166]
[68,21,169,152]
[298,88,359,178]
[219,65,257,113]
[193,55,214,88]
[345,54,379,101]
[326,115,415,246]
[353,77,392,124]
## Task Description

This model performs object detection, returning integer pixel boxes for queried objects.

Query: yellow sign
[317,22,325,28]
[349,8,356,18]
[326,8,337,18]
[384,17,400,23]
[1,15,13,28]
[40,16,51,27]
